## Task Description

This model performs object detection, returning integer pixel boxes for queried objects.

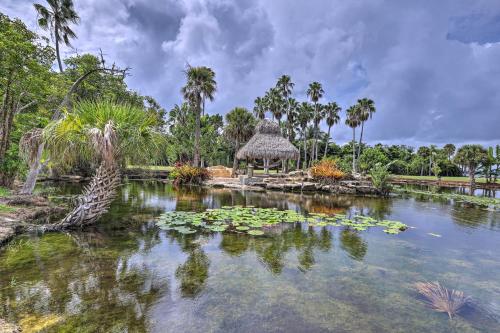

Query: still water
[0,181,499,332]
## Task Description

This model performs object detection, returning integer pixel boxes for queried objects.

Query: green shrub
[369,163,393,195]
[169,164,210,185]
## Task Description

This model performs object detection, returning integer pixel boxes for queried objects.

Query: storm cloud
[3,0,500,146]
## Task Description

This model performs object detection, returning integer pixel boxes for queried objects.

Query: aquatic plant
[369,162,393,195]
[156,206,407,236]
[414,281,469,318]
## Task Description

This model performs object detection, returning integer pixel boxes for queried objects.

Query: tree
[276,75,294,139]
[253,96,266,120]
[345,105,361,173]
[355,98,376,161]
[0,14,55,187]
[42,100,164,228]
[443,143,456,161]
[297,102,313,170]
[454,144,487,193]
[265,88,284,124]
[306,82,324,163]
[224,107,256,176]
[323,102,341,158]
[181,65,216,167]
[34,0,80,73]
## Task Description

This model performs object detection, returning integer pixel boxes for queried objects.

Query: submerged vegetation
[156,206,408,235]
[415,282,469,319]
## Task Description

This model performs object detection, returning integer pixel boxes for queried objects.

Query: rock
[288,170,306,177]
[266,183,285,191]
[301,182,317,191]
[283,183,302,191]
[0,319,20,333]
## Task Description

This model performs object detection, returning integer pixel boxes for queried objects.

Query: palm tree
[345,105,361,173]
[276,75,295,138]
[454,144,487,193]
[355,98,376,161]
[224,107,256,176]
[265,88,284,124]
[181,65,216,167]
[306,82,324,163]
[34,0,80,73]
[253,97,267,120]
[323,102,341,158]
[443,143,456,161]
[43,100,164,228]
[297,102,313,170]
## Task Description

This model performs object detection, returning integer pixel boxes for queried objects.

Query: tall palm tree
[297,102,313,170]
[224,107,256,176]
[181,65,216,167]
[253,97,267,120]
[355,98,376,160]
[43,100,164,228]
[306,82,324,163]
[265,88,284,124]
[323,102,341,158]
[276,75,295,138]
[34,0,80,73]
[345,105,361,173]
[454,144,487,192]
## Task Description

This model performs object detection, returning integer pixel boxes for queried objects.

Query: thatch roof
[236,119,299,160]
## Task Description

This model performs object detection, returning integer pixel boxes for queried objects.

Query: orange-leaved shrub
[170,163,210,185]
[310,159,346,183]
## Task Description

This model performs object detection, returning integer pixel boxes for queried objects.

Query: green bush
[369,163,392,195]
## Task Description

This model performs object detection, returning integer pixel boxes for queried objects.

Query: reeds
[415,281,469,318]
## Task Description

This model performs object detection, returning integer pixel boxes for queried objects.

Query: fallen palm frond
[415,281,469,318]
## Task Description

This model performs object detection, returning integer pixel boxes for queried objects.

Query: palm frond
[415,281,469,318]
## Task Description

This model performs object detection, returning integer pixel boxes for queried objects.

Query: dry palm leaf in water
[415,281,469,318]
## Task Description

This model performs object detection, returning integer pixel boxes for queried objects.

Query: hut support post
[264,159,269,174]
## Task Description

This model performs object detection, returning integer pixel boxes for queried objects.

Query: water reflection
[2,181,499,332]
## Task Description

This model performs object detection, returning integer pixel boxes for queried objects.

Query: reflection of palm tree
[0,230,167,331]
[175,248,210,298]
[340,229,367,261]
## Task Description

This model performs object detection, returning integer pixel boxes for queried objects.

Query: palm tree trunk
[303,131,307,170]
[56,162,121,228]
[232,139,239,177]
[469,167,476,196]
[297,144,301,170]
[55,37,64,73]
[20,142,46,194]
[357,121,364,161]
[193,103,201,167]
[352,128,356,173]
[324,126,331,159]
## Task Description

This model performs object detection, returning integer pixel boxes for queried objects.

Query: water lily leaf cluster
[156,206,408,236]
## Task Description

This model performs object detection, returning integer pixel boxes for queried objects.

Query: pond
[0,181,499,332]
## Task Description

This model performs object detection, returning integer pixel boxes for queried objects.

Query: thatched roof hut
[236,119,299,160]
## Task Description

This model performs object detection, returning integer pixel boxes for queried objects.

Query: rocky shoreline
[204,171,381,196]
[0,196,67,248]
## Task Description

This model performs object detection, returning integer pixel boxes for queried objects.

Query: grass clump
[169,163,210,185]
[0,186,11,197]
[310,158,346,184]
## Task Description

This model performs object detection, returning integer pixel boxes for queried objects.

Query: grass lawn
[127,165,173,171]
[392,175,499,184]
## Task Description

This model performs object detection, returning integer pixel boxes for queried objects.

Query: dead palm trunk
[58,162,121,228]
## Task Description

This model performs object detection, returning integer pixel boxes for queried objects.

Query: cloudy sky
[3,0,500,146]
